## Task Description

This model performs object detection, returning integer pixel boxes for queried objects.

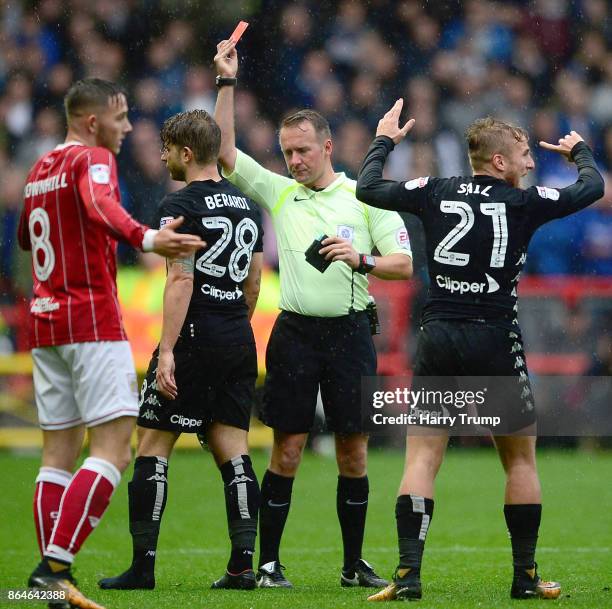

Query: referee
[214,40,412,589]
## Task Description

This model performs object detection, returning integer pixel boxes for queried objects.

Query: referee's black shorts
[412,319,536,433]
[261,310,377,434]
[137,339,257,435]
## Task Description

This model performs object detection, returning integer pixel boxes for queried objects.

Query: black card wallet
[304,234,332,273]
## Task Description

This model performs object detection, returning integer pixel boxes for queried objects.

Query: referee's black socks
[128,456,169,577]
[395,494,434,572]
[504,503,541,570]
[258,469,294,567]
[337,475,369,571]
[219,455,260,573]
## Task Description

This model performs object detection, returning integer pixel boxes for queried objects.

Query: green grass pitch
[1,447,611,608]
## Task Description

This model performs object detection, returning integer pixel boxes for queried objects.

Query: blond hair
[465,117,528,170]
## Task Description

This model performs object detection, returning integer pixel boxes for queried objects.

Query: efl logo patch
[159,216,174,228]
[396,227,410,248]
[405,176,429,190]
[536,186,560,201]
[89,164,111,185]
[337,225,355,242]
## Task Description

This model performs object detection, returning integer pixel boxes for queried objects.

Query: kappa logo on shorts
[511,342,523,354]
[143,394,160,407]
[141,409,159,421]
[521,386,532,399]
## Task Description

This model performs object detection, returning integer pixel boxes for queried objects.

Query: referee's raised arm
[213,39,239,173]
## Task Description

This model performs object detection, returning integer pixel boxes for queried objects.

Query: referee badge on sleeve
[337,225,355,243]
[396,227,410,249]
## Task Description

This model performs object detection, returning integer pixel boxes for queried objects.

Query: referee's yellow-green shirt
[223,150,412,317]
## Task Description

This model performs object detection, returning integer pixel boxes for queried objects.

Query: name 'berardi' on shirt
[204,192,250,210]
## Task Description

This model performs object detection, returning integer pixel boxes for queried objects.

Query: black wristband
[215,76,237,88]
[356,254,376,275]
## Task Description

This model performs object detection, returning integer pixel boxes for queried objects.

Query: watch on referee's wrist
[356,254,376,275]
[215,75,237,88]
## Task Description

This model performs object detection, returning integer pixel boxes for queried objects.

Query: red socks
[45,457,121,564]
[33,467,73,557]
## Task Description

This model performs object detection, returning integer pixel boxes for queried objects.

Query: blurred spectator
[334,119,371,177]
[122,119,167,227]
[2,71,34,143]
[182,65,215,113]
[0,164,27,287]
[15,107,62,167]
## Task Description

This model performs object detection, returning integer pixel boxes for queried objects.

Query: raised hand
[214,40,238,78]
[376,99,415,144]
[539,131,584,159]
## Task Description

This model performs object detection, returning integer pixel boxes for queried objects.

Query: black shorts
[261,310,377,434]
[411,320,536,433]
[137,339,257,434]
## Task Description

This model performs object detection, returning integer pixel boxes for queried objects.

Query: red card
[230,21,249,43]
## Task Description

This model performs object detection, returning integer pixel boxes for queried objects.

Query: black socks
[258,469,294,567]
[395,494,434,572]
[219,455,260,573]
[128,456,169,576]
[337,475,369,571]
[504,503,542,570]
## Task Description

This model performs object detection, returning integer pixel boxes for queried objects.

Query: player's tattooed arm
[168,253,195,275]
[244,252,263,320]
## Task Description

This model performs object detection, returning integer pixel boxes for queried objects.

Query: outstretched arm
[214,39,238,173]
[532,131,604,222]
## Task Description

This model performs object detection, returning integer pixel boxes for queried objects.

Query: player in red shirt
[19,78,204,609]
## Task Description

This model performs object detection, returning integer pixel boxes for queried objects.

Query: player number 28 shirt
[154,178,263,346]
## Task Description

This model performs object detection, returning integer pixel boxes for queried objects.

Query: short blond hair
[465,117,528,170]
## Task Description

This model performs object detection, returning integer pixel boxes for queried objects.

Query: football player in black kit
[356,100,604,602]
[99,110,264,591]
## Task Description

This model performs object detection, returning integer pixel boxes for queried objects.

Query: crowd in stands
[0,0,610,352]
